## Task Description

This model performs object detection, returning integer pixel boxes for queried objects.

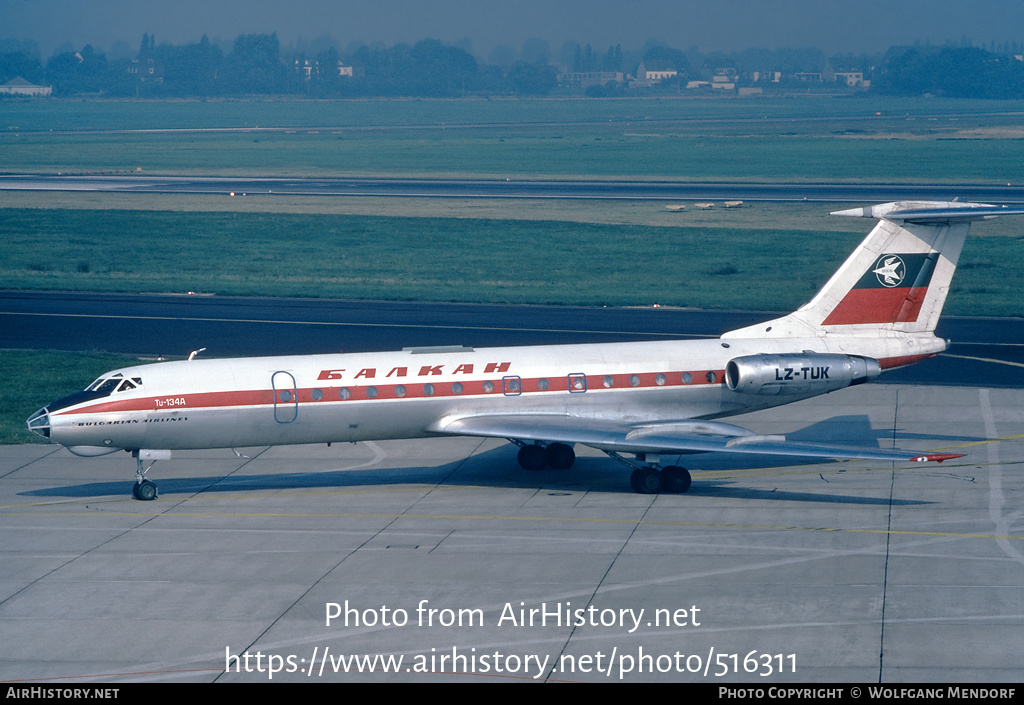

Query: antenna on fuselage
[188,347,207,361]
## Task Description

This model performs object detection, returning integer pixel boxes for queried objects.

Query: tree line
[2,33,1023,99]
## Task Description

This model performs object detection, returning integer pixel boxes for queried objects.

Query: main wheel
[630,467,663,494]
[517,444,548,471]
[662,466,692,493]
[134,480,158,501]
[546,443,576,470]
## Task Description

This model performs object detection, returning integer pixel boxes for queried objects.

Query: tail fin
[724,201,1024,340]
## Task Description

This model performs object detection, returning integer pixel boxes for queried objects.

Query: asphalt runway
[4,174,1024,203]
[2,382,1022,683]
[3,291,1024,388]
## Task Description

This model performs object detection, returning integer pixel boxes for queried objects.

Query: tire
[135,480,158,501]
[546,443,576,470]
[662,466,692,493]
[632,467,663,494]
[517,444,548,471]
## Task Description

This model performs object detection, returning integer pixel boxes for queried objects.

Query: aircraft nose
[26,407,51,440]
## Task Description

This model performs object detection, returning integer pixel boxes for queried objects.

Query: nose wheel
[131,450,161,501]
[132,479,158,501]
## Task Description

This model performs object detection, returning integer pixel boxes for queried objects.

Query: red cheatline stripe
[823,287,929,326]
[56,369,728,416]
[52,350,939,418]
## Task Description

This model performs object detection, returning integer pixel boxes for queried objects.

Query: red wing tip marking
[911,453,966,463]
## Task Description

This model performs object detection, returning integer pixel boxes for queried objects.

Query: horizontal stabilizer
[832,201,1024,223]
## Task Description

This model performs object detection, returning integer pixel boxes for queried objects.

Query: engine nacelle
[725,353,881,396]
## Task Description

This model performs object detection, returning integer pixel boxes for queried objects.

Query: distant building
[128,58,164,83]
[0,77,51,97]
[634,60,678,82]
[558,71,624,88]
[823,61,866,87]
[296,59,317,80]
[294,60,353,80]
[711,69,736,90]
[833,72,865,87]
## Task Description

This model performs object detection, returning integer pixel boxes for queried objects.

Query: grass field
[4,96,1024,182]
[2,202,1023,314]
[0,350,149,444]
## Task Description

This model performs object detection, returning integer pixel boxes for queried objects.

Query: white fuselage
[43,332,943,453]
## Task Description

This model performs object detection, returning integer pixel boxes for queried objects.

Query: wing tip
[910,453,966,463]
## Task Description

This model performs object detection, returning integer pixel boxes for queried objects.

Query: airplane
[26,201,1024,500]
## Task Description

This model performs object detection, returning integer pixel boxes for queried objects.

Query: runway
[2,382,1022,682]
[4,174,1024,203]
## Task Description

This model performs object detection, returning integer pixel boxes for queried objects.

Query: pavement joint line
[2,507,1021,541]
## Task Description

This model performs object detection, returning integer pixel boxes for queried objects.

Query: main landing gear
[511,441,691,495]
[628,465,691,494]
[514,441,576,471]
[607,451,691,494]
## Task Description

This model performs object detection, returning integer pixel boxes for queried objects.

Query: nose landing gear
[130,450,170,500]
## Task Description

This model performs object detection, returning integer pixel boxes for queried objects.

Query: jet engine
[725,353,881,396]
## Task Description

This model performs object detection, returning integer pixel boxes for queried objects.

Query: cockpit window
[94,378,122,395]
[84,373,142,397]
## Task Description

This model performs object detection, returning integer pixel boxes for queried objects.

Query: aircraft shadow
[22,437,933,506]
[769,414,980,446]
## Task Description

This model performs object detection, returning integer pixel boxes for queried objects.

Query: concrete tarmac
[1,383,1022,683]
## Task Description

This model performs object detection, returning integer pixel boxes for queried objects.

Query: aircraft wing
[431,414,963,464]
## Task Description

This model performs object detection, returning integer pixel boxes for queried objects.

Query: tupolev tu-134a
[27,201,1024,499]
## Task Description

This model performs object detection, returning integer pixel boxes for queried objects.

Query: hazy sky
[3,0,1024,60]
